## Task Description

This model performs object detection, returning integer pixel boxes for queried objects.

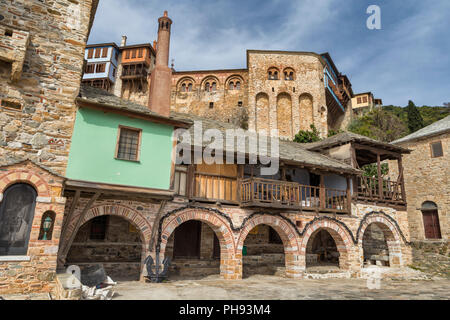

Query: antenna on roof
[171,59,175,69]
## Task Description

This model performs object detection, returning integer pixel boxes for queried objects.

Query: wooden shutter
[102,47,108,58]
[131,49,137,59]
[87,48,94,59]
[430,141,443,158]
[125,50,130,59]
[95,48,101,58]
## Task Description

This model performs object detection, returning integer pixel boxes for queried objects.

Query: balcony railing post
[346,177,352,214]
[377,153,383,200]
[319,175,325,210]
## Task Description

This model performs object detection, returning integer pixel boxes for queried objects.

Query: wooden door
[173,220,202,258]
[422,210,442,239]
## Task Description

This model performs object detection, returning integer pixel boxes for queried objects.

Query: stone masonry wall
[0,0,98,175]
[388,133,449,241]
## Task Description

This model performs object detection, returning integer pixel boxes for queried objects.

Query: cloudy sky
[88,0,449,107]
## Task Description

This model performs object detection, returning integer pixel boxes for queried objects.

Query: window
[0,183,37,255]
[430,141,443,158]
[112,67,116,78]
[125,50,131,59]
[209,102,214,108]
[362,96,368,103]
[238,101,243,107]
[211,82,216,91]
[94,48,101,58]
[357,97,362,104]
[268,68,279,80]
[229,81,234,90]
[181,83,186,92]
[87,48,94,59]
[283,68,295,80]
[96,63,106,73]
[188,83,193,92]
[85,64,95,74]
[205,82,210,92]
[1,99,22,111]
[131,49,137,59]
[138,48,143,58]
[116,126,141,161]
[89,216,108,240]
[101,47,108,58]
[236,81,241,90]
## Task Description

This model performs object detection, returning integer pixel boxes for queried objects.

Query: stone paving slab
[112,275,450,300]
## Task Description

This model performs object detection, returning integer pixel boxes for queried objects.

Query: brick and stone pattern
[0,0,98,176]
[247,51,328,139]
[170,70,249,128]
[388,132,449,242]
[0,161,66,294]
[59,197,413,281]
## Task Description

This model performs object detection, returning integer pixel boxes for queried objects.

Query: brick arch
[237,215,301,278]
[358,214,403,267]
[0,169,50,197]
[176,76,196,90]
[159,208,236,278]
[78,204,152,245]
[225,74,244,88]
[201,75,221,88]
[300,219,353,270]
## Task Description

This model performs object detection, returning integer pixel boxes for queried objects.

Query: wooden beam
[397,156,406,202]
[149,200,167,251]
[377,153,383,200]
[60,190,80,244]
[59,192,101,264]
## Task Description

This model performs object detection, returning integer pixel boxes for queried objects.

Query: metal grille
[117,128,140,161]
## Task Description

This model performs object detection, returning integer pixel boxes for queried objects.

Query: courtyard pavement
[112,275,450,300]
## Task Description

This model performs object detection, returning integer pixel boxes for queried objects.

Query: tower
[148,11,172,117]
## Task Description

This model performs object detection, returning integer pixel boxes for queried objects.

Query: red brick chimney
[148,11,172,117]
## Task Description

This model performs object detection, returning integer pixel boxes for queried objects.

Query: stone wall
[389,133,449,241]
[247,51,328,139]
[0,161,66,294]
[170,70,249,128]
[0,0,98,175]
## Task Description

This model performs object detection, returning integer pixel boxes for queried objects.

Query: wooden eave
[75,98,192,129]
[64,179,174,200]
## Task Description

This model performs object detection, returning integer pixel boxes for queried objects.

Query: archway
[306,229,340,270]
[358,214,403,268]
[255,92,270,133]
[66,214,145,281]
[276,92,293,138]
[242,224,285,278]
[300,219,352,273]
[165,220,221,280]
[237,215,301,279]
[299,93,313,131]
[159,209,236,279]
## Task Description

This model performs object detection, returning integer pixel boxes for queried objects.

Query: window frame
[101,47,108,58]
[87,48,94,59]
[430,141,444,158]
[115,125,142,162]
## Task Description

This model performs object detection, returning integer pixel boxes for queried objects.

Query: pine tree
[406,100,424,133]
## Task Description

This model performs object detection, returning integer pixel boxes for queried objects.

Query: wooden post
[346,176,352,214]
[397,156,406,202]
[319,174,325,210]
[377,153,383,200]
[59,192,101,264]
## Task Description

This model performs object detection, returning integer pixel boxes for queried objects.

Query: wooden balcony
[174,167,351,213]
[121,65,148,80]
[356,176,405,205]
[240,177,350,213]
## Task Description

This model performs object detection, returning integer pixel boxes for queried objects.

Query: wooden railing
[121,66,147,78]
[240,177,349,213]
[192,172,238,203]
[356,176,405,204]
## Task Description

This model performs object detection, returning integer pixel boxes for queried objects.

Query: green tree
[406,100,424,133]
[293,124,321,143]
[347,108,408,142]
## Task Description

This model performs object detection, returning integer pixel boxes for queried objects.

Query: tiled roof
[392,115,450,144]
[305,131,410,153]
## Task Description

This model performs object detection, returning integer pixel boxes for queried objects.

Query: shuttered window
[94,48,101,58]
[102,47,108,58]
[95,63,106,73]
[125,50,131,59]
[87,48,94,59]
[131,49,137,59]
[430,141,443,158]
[116,126,141,161]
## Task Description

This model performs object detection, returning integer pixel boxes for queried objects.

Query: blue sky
[88,0,449,107]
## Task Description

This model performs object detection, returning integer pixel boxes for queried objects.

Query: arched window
[0,183,37,255]
[284,68,295,80]
[38,211,56,240]
[205,82,210,92]
[268,67,279,80]
[236,81,241,90]
[187,83,193,92]
[211,82,217,91]
[421,201,441,239]
[181,83,186,92]
[229,81,234,90]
